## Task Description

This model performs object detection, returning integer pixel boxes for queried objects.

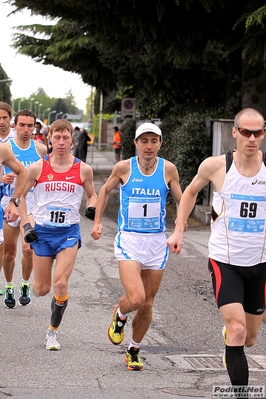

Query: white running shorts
[114,231,169,270]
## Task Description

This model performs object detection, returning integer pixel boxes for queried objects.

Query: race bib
[43,206,71,228]
[228,193,266,233]
[128,197,160,230]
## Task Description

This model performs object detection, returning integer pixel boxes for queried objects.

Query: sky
[0,2,90,111]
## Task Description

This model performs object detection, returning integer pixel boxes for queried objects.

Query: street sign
[121,98,136,120]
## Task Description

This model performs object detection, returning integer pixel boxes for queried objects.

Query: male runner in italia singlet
[167,108,266,390]
[91,122,186,370]
[0,101,17,295]
[18,119,97,350]
[1,109,47,308]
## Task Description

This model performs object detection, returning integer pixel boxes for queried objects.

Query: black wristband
[85,206,96,221]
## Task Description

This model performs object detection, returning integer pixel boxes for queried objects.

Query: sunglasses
[234,125,266,138]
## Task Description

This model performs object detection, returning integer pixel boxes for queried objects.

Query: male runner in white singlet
[167,108,266,389]
[18,119,97,350]
[91,122,186,370]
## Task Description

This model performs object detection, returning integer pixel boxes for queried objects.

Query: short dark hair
[234,108,265,126]
[14,109,36,125]
[0,102,13,118]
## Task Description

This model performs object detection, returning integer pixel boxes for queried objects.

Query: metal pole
[30,98,34,111]
[98,91,103,150]
[38,103,42,119]
[48,110,56,125]
[35,101,39,115]
[91,143,94,164]
[90,86,93,120]
[0,78,12,83]
[18,98,23,112]
[43,108,50,121]
[55,112,63,120]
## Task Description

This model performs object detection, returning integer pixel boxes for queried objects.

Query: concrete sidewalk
[86,145,115,173]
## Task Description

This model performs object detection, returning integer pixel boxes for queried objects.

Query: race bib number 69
[228,194,266,233]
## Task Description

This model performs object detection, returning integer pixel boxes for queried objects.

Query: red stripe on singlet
[210,258,222,303]
[264,281,266,308]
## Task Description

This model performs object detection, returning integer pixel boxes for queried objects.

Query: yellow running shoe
[222,326,227,368]
[125,347,144,371]
[107,305,127,345]
[222,325,226,343]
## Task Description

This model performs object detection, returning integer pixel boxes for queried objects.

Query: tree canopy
[7,0,266,117]
[0,64,12,104]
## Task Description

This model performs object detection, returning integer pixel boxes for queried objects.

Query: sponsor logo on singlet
[132,178,143,183]
[252,179,266,185]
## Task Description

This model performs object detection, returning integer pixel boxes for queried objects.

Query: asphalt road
[1,168,265,399]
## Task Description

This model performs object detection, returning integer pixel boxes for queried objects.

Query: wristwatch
[9,197,21,207]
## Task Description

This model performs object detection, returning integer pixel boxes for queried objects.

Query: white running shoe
[45,329,61,350]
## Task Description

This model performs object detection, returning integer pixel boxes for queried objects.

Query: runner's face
[134,133,162,161]
[0,109,11,134]
[35,124,42,134]
[15,116,35,141]
[233,114,265,156]
[51,129,72,154]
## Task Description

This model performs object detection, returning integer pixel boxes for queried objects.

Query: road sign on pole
[121,98,136,120]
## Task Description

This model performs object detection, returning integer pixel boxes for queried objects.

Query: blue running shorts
[30,223,81,258]
[0,206,3,244]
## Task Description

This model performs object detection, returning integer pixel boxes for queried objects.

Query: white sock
[118,307,128,319]
[128,339,140,350]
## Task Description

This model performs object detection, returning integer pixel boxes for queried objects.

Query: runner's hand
[23,223,38,243]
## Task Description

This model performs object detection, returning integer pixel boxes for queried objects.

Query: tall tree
[7,0,266,116]
[0,64,12,104]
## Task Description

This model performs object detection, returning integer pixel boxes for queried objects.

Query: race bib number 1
[128,197,160,230]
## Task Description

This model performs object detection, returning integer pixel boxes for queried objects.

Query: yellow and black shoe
[107,305,127,345]
[125,347,144,371]
[222,326,227,368]
[19,282,31,306]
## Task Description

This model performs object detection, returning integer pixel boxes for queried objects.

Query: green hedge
[159,113,212,203]
[120,121,136,160]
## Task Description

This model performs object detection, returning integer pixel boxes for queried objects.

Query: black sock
[50,295,68,329]
[225,345,248,385]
